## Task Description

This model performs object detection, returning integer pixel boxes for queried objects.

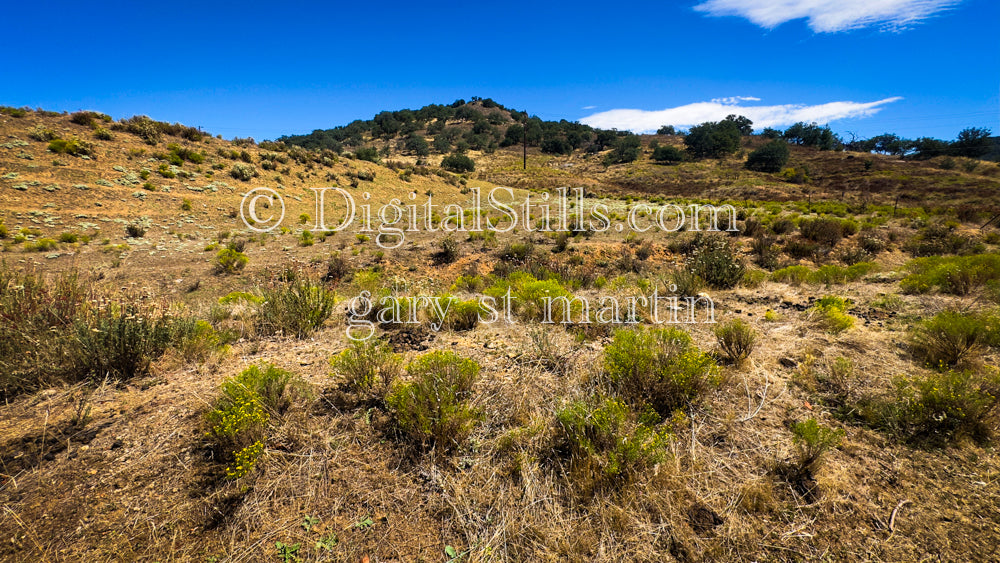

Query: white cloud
[693,0,961,32]
[579,96,902,132]
[581,105,597,110]
[711,96,761,104]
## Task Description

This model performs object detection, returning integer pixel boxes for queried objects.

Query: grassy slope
[1,110,999,562]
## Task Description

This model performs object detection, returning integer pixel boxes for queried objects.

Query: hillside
[2,105,1000,562]
[279,98,1000,208]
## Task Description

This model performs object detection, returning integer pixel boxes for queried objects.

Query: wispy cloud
[711,96,761,104]
[693,0,961,32]
[579,97,902,132]
[581,105,597,110]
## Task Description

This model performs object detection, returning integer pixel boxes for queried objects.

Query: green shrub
[24,238,58,252]
[652,144,685,164]
[230,163,258,181]
[714,318,757,366]
[125,219,148,238]
[808,296,855,333]
[904,224,982,257]
[555,396,670,489]
[672,269,705,297]
[791,418,843,469]
[329,337,401,397]
[884,369,1000,443]
[602,135,642,165]
[115,115,163,144]
[386,351,480,450]
[215,248,248,274]
[900,254,1000,296]
[433,235,460,265]
[485,272,579,322]
[166,142,205,164]
[745,140,789,172]
[93,127,114,141]
[48,137,94,157]
[603,326,720,416]
[0,106,27,118]
[28,126,58,141]
[157,163,176,178]
[772,265,811,285]
[909,310,998,369]
[220,362,307,415]
[451,274,484,293]
[206,363,308,479]
[686,235,745,289]
[354,147,380,163]
[257,279,337,338]
[444,298,486,331]
[799,217,847,246]
[69,110,110,126]
[441,153,475,172]
[173,318,234,363]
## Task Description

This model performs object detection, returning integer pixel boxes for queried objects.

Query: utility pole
[523,122,527,170]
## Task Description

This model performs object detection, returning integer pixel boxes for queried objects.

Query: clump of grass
[904,223,982,257]
[603,326,720,416]
[799,217,854,246]
[386,351,480,451]
[496,241,534,264]
[714,318,757,366]
[808,296,855,334]
[671,269,705,297]
[74,296,178,381]
[0,266,89,398]
[895,368,1000,443]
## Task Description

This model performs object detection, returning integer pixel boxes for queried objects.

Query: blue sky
[0,0,996,142]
